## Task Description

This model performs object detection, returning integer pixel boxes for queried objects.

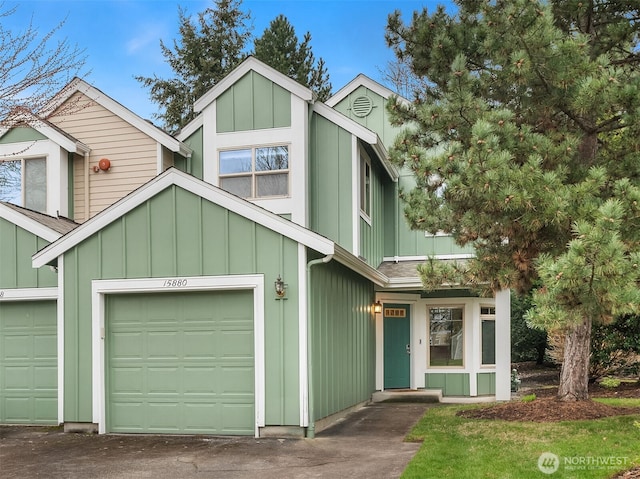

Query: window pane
[220,176,251,198]
[24,158,46,212]
[0,160,22,205]
[360,157,371,215]
[429,307,463,367]
[256,146,288,171]
[482,320,496,365]
[256,173,288,197]
[220,149,251,174]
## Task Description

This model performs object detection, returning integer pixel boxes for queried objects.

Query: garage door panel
[3,335,30,359]
[34,366,57,388]
[111,367,144,394]
[34,335,56,358]
[183,367,218,393]
[148,332,180,358]
[107,291,254,435]
[111,332,144,359]
[147,367,180,393]
[34,398,57,420]
[221,404,254,434]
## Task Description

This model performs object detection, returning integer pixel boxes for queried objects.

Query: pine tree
[386,0,640,401]
[136,0,252,133]
[253,14,331,101]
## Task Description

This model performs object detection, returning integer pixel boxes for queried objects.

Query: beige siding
[49,92,158,221]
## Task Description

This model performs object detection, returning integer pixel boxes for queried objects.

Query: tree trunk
[557,317,592,401]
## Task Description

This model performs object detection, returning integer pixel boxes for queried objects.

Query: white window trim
[91,274,265,437]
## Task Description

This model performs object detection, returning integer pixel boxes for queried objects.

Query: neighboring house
[0,57,510,437]
[0,202,77,425]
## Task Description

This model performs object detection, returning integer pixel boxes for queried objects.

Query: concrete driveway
[0,402,433,478]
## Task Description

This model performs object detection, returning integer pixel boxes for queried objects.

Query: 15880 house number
[163,279,188,287]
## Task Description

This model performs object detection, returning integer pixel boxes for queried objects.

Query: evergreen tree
[386,0,640,401]
[136,0,252,133]
[253,14,331,101]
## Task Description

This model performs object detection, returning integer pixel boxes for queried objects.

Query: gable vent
[351,96,373,118]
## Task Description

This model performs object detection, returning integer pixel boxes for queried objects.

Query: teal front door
[383,304,410,389]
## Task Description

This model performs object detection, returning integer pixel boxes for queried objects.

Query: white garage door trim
[91,275,265,436]
[0,286,62,425]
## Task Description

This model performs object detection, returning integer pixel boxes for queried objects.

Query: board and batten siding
[383,171,475,258]
[48,92,159,222]
[216,71,292,133]
[309,259,376,421]
[359,151,386,268]
[0,218,57,289]
[309,113,354,253]
[60,185,301,427]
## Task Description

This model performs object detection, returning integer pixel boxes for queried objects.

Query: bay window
[219,145,289,199]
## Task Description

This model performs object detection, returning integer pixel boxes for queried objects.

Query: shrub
[591,315,640,380]
[599,377,621,389]
[521,393,536,402]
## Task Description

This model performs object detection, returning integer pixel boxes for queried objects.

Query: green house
[0,57,510,437]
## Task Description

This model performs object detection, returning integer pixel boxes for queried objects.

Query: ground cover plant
[402,403,640,479]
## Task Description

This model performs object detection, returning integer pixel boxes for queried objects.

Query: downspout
[306,253,333,439]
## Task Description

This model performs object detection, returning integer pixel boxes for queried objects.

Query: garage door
[106,290,254,435]
[0,300,57,424]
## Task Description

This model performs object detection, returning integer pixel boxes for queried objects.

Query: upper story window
[360,155,371,217]
[219,145,289,199]
[0,158,46,212]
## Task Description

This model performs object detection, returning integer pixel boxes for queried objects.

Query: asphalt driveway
[0,402,433,478]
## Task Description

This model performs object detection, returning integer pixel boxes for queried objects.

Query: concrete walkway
[0,402,433,479]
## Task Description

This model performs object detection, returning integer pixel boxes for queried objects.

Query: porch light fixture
[373,301,382,314]
[274,275,287,299]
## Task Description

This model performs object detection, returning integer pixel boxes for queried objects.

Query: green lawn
[402,402,640,479]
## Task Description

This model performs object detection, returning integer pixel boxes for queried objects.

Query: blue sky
[4,0,446,120]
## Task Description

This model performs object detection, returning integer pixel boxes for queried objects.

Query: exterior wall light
[275,275,287,299]
[373,301,382,314]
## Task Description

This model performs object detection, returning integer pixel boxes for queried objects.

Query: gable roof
[42,78,192,157]
[326,74,411,108]
[193,56,314,113]
[0,202,78,242]
[32,168,335,268]
[0,109,90,155]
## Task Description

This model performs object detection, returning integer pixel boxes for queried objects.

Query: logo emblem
[538,452,560,474]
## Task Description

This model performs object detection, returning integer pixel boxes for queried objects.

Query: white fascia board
[0,287,58,301]
[47,79,191,157]
[326,74,411,108]
[195,57,314,113]
[370,137,399,182]
[312,102,377,144]
[333,244,388,287]
[0,203,62,243]
[175,114,203,142]
[33,169,334,268]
